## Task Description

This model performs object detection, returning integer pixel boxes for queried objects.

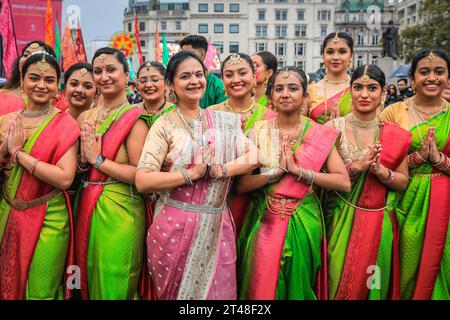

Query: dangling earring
[412,81,416,94]
[167,87,177,104]
[224,89,228,98]
[251,82,257,96]
[20,86,29,107]
[92,91,100,108]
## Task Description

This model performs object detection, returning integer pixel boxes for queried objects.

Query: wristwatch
[94,155,106,169]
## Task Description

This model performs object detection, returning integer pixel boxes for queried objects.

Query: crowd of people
[0,32,448,301]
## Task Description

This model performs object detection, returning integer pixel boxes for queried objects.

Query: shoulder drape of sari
[327,121,411,300]
[394,106,450,300]
[0,92,25,116]
[0,111,80,300]
[238,118,338,300]
[75,105,146,300]
[308,85,351,124]
[140,104,175,128]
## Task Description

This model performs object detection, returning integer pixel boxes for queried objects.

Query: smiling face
[222,59,255,99]
[137,66,166,103]
[322,39,352,74]
[271,71,306,114]
[65,69,96,110]
[350,77,385,114]
[92,53,129,98]
[413,55,449,99]
[22,63,58,106]
[171,57,206,104]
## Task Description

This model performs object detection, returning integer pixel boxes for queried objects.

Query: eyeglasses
[137,77,163,85]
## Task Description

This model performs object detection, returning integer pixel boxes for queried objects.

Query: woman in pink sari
[236,67,351,300]
[135,51,258,300]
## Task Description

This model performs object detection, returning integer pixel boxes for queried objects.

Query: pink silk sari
[147,110,245,300]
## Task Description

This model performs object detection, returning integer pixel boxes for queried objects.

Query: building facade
[391,0,425,31]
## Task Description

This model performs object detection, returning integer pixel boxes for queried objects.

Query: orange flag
[134,12,143,65]
[45,0,54,46]
[74,18,87,63]
[155,25,161,62]
[61,19,77,71]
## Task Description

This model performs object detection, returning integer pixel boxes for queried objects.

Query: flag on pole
[45,0,54,47]
[155,25,161,62]
[0,0,18,78]
[61,19,77,71]
[74,18,87,63]
[134,11,144,65]
[55,20,61,62]
[162,33,169,66]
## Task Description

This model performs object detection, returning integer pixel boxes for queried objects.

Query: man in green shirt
[179,35,227,109]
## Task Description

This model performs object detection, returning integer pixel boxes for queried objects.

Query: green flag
[55,20,61,62]
[162,33,169,66]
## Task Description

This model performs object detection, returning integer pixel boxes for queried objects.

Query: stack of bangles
[407,151,427,168]
[77,155,90,173]
[381,168,395,185]
[297,166,315,185]
[11,147,24,165]
[181,166,193,186]
[29,158,40,176]
[266,164,288,184]
[433,152,450,171]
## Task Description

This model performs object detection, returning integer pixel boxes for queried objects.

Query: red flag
[74,18,87,63]
[134,12,143,65]
[155,25,161,62]
[61,19,77,71]
[0,0,18,78]
[45,0,54,46]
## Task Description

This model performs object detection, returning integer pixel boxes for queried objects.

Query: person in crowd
[326,65,411,300]
[252,51,278,108]
[396,78,414,102]
[0,52,79,300]
[381,48,449,300]
[237,67,350,300]
[179,35,227,109]
[75,47,150,300]
[135,51,258,300]
[308,32,353,124]
[385,84,400,107]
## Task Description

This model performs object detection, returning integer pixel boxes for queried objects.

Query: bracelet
[277,164,288,173]
[220,164,228,178]
[310,170,315,186]
[346,162,358,176]
[266,174,278,184]
[94,154,105,169]
[434,152,450,171]
[181,166,193,186]
[205,163,212,177]
[297,166,304,182]
[407,151,427,168]
[381,168,395,185]
[415,151,427,163]
[29,159,40,176]
[11,148,24,164]
[305,169,315,185]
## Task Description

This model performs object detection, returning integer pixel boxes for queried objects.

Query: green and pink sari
[397,107,450,300]
[327,121,411,300]
[238,117,337,300]
[75,105,149,300]
[0,111,80,300]
[308,85,351,124]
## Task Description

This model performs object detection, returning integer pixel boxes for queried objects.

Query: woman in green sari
[325,65,411,300]
[135,61,173,127]
[381,48,450,300]
[0,52,79,300]
[237,67,351,300]
[75,47,150,300]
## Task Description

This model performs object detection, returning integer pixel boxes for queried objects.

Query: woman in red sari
[0,41,57,116]
[237,67,351,300]
[0,52,79,300]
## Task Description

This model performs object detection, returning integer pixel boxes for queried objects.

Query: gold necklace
[275,116,306,147]
[411,97,446,122]
[346,113,380,151]
[224,99,256,114]
[323,74,350,121]
[143,98,166,116]
[324,74,350,85]
[175,107,204,140]
[22,106,54,130]
[95,102,127,128]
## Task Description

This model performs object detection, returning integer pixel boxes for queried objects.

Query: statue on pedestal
[382,20,398,60]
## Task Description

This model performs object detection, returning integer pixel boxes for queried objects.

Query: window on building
[372,32,379,45]
[174,3,182,10]
[214,24,224,33]
[275,43,286,56]
[297,0,305,3]
[278,60,286,68]
[318,10,331,21]
[275,0,288,3]
[275,10,288,21]
[256,42,267,52]
[295,43,305,56]
[295,61,305,70]
[357,32,364,45]
[160,3,168,10]
[229,42,239,53]
[258,0,266,3]
[295,25,307,37]
[198,24,208,34]
[258,10,266,21]
[230,24,239,33]
[372,56,379,65]
[128,23,132,32]
[344,14,350,23]
[160,21,167,31]
[230,3,239,12]
[320,25,327,37]
[214,41,224,54]
[214,3,224,12]
[297,10,305,21]
[321,0,327,3]
[140,40,146,48]
[357,55,364,67]
[359,13,364,23]
[256,25,268,37]
[139,21,145,32]
[176,21,181,31]
[198,3,208,12]
[275,25,288,37]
